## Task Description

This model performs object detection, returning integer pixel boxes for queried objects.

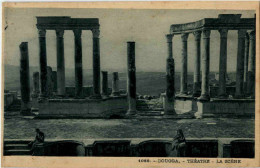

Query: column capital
[193,31,201,40]
[218,29,228,38]
[73,29,82,38]
[237,29,247,38]
[181,33,189,41]
[249,30,255,40]
[165,34,174,43]
[202,30,211,39]
[92,29,100,38]
[38,29,46,37]
[56,29,64,37]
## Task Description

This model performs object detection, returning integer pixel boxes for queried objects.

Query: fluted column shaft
[165,34,175,114]
[180,33,189,95]
[235,29,247,98]
[56,29,65,96]
[20,42,31,114]
[92,29,101,99]
[112,72,120,96]
[38,29,48,98]
[101,71,109,96]
[126,42,137,115]
[199,30,211,101]
[218,29,228,98]
[243,33,249,95]
[193,31,201,97]
[32,72,40,96]
[247,31,255,98]
[73,29,83,98]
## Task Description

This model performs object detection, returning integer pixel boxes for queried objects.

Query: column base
[198,94,210,101]
[90,94,102,99]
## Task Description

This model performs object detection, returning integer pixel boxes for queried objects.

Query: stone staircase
[136,99,164,116]
[4,140,32,156]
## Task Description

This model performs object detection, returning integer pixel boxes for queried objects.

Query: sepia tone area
[3,8,255,158]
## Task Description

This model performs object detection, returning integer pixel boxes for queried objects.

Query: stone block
[92,140,131,156]
[230,140,254,158]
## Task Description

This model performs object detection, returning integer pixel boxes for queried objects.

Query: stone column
[56,29,65,96]
[112,72,120,96]
[126,42,137,115]
[52,71,57,92]
[19,42,31,114]
[193,31,201,97]
[165,34,175,114]
[180,33,189,95]
[218,29,228,98]
[247,30,255,98]
[73,29,83,98]
[38,29,48,98]
[199,30,211,101]
[235,29,247,98]
[243,33,250,95]
[47,66,53,97]
[92,29,102,99]
[101,71,109,96]
[32,72,40,97]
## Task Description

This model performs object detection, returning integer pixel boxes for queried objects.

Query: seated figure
[172,129,186,157]
[28,128,45,153]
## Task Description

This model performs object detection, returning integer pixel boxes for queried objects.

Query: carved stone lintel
[38,29,46,37]
[181,33,189,41]
[166,34,173,43]
[193,31,201,41]
[92,29,100,38]
[73,29,82,38]
[56,29,64,38]
[218,29,228,38]
[202,30,211,39]
[249,30,255,40]
[238,29,247,38]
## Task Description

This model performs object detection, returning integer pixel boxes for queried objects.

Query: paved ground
[4,117,254,139]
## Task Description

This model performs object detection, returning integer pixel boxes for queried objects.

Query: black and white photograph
[1,2,258,167]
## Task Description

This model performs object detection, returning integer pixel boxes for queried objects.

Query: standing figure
[172,129,186,157]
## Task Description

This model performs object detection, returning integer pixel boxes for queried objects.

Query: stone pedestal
[126,42,137,115]
[56,29,66,96]
[19,42,31,114]
[199,30,211,101]
[32,72,40,98]
[218,29,228,98]
[101,71,109,96]
[180,33,189,95]
[92,29,102,99]
[193,31,201,97]
[235,29,246,98]
[38,29,48,98]
[247,31,255,98]
[112,72,120,96]
[73,29,83,98]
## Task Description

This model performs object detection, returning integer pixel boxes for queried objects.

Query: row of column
[38,28,101,99]
[166,29,255,101]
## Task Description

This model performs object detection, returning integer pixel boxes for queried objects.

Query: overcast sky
[4,8,255,72]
